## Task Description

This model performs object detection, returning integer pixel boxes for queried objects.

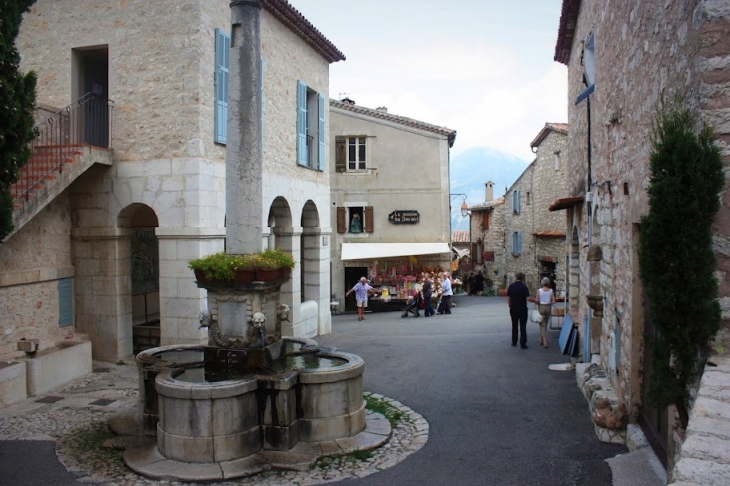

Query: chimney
[485,181,494,202]
[376,106,388,113]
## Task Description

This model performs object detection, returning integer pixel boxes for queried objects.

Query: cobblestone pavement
[0,363,429,485]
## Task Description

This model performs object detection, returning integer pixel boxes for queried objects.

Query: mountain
[449,147,531,231]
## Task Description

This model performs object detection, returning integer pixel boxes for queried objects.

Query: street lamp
[450,193,469,218]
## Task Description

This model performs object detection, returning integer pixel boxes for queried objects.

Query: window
[511,231,522,256]
[512,190,521,214]
[214,28,230,144]
[526,192,531,205]
[481,211,489,230]
[554,151,561,171]
[337,206,374,233]
[297,80,325,170]
[335,136,366,171]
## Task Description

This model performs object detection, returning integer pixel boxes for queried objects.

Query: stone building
[329,100,456,308]
[552,0,730,471]
[1,0,343,384]
[467,182,505,289]
[469,124,568,295]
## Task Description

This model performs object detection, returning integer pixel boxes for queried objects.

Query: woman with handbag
[536,277,555,347]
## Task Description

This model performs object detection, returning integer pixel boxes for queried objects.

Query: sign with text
[388,210,420,224]
[482,251,495,262]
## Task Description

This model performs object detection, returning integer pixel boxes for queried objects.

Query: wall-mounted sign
[482,251,495,262]
[388,210,420,225]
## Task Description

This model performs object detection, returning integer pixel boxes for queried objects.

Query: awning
[341,243,451,261]
[548,195,584,211]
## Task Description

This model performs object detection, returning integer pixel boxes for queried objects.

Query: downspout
[585,94,594,359]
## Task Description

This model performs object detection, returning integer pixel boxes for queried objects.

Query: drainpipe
[227,0,263,254]
[585,95,594,359]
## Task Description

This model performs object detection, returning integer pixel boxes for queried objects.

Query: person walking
[507,272,531,349]
[346,277,378,321]
[422,273,435,317]
[437,272,453,314]
[537,277,556,348]
[473,271,485,296]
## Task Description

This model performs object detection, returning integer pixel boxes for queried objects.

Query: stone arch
[118,203,160,354]
[301,200,321,303]
[266,197,297,335]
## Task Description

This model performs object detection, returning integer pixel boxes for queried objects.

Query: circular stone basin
[151,348,204,365]
[266,354,348,374]
[173,364,257,383]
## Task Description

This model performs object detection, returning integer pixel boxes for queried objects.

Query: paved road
[317,295,626,486]
[0,295,625,486]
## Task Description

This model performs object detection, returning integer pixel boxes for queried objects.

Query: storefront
[340,243,452,312]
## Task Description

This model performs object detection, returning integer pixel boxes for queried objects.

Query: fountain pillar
[226,0,263,254]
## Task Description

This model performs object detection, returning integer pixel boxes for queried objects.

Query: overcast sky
[288,0,568,161]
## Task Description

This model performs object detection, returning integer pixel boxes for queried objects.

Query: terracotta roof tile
[530,122,569,148]
[468,197,505,211]
[330,99,457,147]
[554,0,581,64]
[451,231,470,243]
[263,0,345,63]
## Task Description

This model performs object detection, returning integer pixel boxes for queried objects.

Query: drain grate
[35,396,64,403]
[89,398,116,406]
[93,367,111,373]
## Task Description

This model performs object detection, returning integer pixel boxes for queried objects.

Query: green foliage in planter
[0,0,38,241]
[639,100,724,428]
[188,249,295,280]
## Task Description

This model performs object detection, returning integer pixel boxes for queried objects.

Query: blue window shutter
[511,232,515,254]
[317,93,325,171]
[58,278,73,327]
[517,231,522,255]
[296,80,308,166]
[214,28,230,144]
[260,56,264,154]
[516,191,521,214]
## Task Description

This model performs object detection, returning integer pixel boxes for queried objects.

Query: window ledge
[343,169,376,175]
[343,233,369,238]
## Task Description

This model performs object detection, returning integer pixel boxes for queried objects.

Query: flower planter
[586,294,604,317]
[194,270,208,283]
[255,269,280,281]
[234,270,255,283]
[498,288,508,297]
[278,267,292,280]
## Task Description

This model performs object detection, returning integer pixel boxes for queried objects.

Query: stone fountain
[120,2,388,480]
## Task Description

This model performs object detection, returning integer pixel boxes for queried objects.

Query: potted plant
[188,249,295,284]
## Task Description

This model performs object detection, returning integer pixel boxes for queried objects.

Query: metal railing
[12,93,114,202]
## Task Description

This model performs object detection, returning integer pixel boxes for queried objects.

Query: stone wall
[0,193,80,357]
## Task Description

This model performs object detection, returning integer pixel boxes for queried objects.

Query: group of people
[506,272,556,349]
[465,270,486,296]
[346,271,455,320]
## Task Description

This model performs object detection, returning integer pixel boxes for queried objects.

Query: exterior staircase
[5,94,114,242]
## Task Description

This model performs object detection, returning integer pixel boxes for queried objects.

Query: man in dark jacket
[507,272,531,349]
[422,273,435,317]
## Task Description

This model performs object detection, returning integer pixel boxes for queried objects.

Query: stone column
[227,0,263,254]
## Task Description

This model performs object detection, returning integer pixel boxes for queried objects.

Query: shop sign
[461,262,474,271]
[482,251,495,262]
[388,210,420,224]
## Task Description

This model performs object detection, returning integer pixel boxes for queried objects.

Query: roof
[548,195,584,211]
[263,0,345,63]
[554,0,581,64]
[451,231,470,243]
[530,122,569,148]
[330,99,457,147]
[532,231,567,237]
[468,197,505,211]
[341,243,451,261]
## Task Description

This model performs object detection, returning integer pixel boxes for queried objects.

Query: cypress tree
[639,100,724,427]
[0,0,37,241]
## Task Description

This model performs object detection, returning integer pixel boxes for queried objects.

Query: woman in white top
[537,277,556,348]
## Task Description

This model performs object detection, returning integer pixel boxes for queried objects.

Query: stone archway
[569,225,581,313]
[119,204,160,354]
[267,197,297,335]
[300,200,331,336]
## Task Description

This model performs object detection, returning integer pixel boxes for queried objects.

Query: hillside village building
[1,0,343,400]
[468,124,568,295]
[329,100,456,310]
[553,0,730,473]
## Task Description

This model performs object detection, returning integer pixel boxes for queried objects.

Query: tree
[0,0,37,241]
[639,100,724,428]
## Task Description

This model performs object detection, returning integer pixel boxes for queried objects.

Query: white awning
[341,242,451,261]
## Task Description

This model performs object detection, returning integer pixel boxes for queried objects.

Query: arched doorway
[119,203,160,354]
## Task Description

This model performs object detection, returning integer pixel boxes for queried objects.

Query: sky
[288,0,568,162]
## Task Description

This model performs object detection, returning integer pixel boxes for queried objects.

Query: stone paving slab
[0,362,429,486]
